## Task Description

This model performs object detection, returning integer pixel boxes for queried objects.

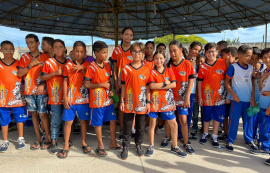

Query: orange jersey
[111,45,133,88]
[17,52,49,95]
[149,67,176,112]
[85,61,113,108]
[143,58,155,70]
[0,60,25,107]
[170,59,195,106]
[42,57,70,105]
[198,59,228,106]
[121,63,150,114]
[63,60,90,105]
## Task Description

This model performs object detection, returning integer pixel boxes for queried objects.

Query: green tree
[154,34,208,44]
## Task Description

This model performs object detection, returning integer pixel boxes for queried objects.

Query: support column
[114,0,119,47]
[265,21,268,48]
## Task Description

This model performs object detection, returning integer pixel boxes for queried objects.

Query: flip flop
[110,146,122,150]
[57,149,69,159]
[40,141,51,150]
[30,141,41,150]
[82,145,92,154]
[95,149,107,157]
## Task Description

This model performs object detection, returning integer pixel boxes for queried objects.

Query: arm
[197,80,203,106]
[113,62,119,94]
[225,77,239,103]
[183,78,194,108]
[17,67,30,78]
[84,80,110,89]
[251,80,256,107]
[149,81,176,90]
[40,68,63,81]
[119,84,126,111]
[63,78,71,109]
[146,85,151,114]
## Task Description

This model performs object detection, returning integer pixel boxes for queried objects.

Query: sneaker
[212,140,220,148]
[190,129,197,137]
[161,137,170,147]
[199,138,207,145]
[171,146,187,157]
[218,132,227,141]
[0,141,9,153]
[17,138,26,150]
[49,143,58,154]
[246,141,259,151]
[155,127,165,134]
[145,145,154,157]
[183,144,195,154]
[119,130,123,140]
[189,134,198,140]
[136,145,144,157]
[265,158,270,166]
[132,129,136,138]
[179,138,191,144]
[120,147,129,160]
[73,124,80,134]
[226,142,234,152]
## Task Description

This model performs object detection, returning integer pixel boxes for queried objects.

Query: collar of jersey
[129,61,143,70]
[53,56,67,64]
[120,44,131,52]
[154,65,166,75]
[236,62,248,70]
[205,59,218,67]
[0,59,16,66]
[94,60,105,69]
[29,52,41,58]
[73,60,85,65]
[172,58,184,67]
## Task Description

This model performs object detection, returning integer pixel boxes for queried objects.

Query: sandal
[57,149,69,159]
[82,145,92,154]
[41,141,51,150]
[110,146,122,150]
[95,148,107,157]
[30,141,41,150]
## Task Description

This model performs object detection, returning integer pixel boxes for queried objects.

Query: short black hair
[1,40,14,48]
[53,39,65,47]
[93,41,108,53]
[261,48,270,58]
[221,47,238,57]
[190,41,202,49]
[156,43,166,50]
[42,37,54,47]
[217,41,228,48]
[145,41,155,48]
[25,34,39,42]
[238,45,252,55]
[252,47,261,55]
[204,43,217,52]
[73,41,86,50]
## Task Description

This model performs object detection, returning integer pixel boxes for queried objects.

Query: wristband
[120,101,125,103]
[146,100,151,104]
[163,81,167,87]
[27,65,32,69]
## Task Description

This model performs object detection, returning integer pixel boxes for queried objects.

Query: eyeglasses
[132,51,143,55]
[2,50,15,53]
[205,51,216,54]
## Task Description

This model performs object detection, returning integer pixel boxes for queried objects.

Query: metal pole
[92,35,94,56]
[114,0,119,47]
[265,22,268,48]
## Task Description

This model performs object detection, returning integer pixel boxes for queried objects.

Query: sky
[0,23,269,48]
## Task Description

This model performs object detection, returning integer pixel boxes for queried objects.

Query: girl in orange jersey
[143,41,155,70]
[167,40,196,155]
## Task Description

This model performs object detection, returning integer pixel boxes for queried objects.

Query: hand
[232,94,240,103]
[63,98,71,110]
[183,96,190,108]
[120,102,125,111]
[225,98,231,104]
[108,90,114,97]
[54,68,63,76]
[266,107,270,116]
[146,103,150,114]
[73,61,84,72]
[103,81,110,89]
[261,72,270,81]
[250,98,256,107]
[29,58,40,68]
[115,85,119,95]
[165,80,171,85]
[261,91,270,96]
[198,97,203,107]
[36,85,44,95]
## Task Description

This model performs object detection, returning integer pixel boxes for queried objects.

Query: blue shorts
[148,111,175,120]
[225,103,231,117]
[0,107,28,126]
[203,104,226,123]
[62,104,90,121]
[25,95,48,113]
[89,104,117,127]
[176,106,188,115]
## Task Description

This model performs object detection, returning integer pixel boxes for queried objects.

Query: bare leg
[17,122,24,138]
[165,121,171,138]
[178,115,189,144]
[149,118,156,146]
[132,115,135,130]
[79,120,88,146]
[109,120,120,148]
[31,111,41,148]
[40,113,51,142]
[1,125,8,141]
[167,119,178,148]
[63,121,73,150]
[212,120,220,135]
[95,126,107,155]
[203,121,210,134]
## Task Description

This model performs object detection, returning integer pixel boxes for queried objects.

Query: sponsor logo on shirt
[179,71,186,76]
[12,71,18,76]
[165,77,170,81]
[105,72,110,77]
[216,70,224,74]
[140,75,146,80]
[127,56,133,60]
[245,79,249,82]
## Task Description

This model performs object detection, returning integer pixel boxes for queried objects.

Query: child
[146,50,185,157]
[143,41,155,70]
[258,49,270,161]
[41,37,54,58]
[85,41,120,157]
[0,41,28,152]
[191,54,205,135]
[168,40,195,154]
[112,27,134,139]
[157,43,170,66]
[197,43,228,148]
[17,34,51,150]
[225,45,258,153]
[217,41,228,58]
[56,41,91,158]
[120,42,150,160]
[41,39,70,154]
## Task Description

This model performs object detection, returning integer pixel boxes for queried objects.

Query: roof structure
[0,0,269,42]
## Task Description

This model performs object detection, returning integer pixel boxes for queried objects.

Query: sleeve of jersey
[17,55,26,69]
[111,49,118,63]
[84,66,92,81]
[41,61,50,76]
[188,63,196,79]
[197,65,205,81]
[121,67,126,84]
[63,65,69,78]
[226,65,234,79]
[169,68,177,83]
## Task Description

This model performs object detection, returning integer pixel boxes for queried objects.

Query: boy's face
[255,62,261,71]
[53,42,66,57]
[221,51,228,60]
[262,52,270,67]
[95,48,108,62]
[250,54,260,67]
[238,50,252,65]
[26,38,40,52]
[145,44,154,56]
[217,45,223,52]
[73,46,86,62]
[157,46,166,54]
[132,46,144,61]
[204,47,217,62]
[41,40,52,53]
[0,44,15,59]
[189,45,201,58]
[196,57,205,66]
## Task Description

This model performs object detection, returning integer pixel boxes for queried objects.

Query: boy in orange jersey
[17,34,51,150]
[0,41,28,152]
[41,39,70,154]
[85,41,120,157]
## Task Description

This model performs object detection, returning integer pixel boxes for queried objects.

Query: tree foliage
[154,34,208,44]
[224,37,240,44]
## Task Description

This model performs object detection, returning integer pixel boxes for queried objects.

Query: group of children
[0,28,270,165]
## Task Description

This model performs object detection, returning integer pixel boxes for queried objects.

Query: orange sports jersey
[149,67,176,112]
[63,60,90,105]
[84,61,113,108]
[0,60,25,107]
[121,63,150,114]
[17,52,49,95]
[170,59,195,106]
[143,58,155,70]
[111,45,133,88]
[198,58,228,106]
[42,57,70,105]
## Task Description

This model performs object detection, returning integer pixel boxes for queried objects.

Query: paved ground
[0,122,269,173]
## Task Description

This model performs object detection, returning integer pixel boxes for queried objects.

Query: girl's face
[73,46,86,61]
[122,29,133,44]
[196,57,205,66]
[262,52,270,67]
[154,53,165,68]
[204,47,217,62]
[132,46,144,62]
[169,45,182,60]
[53,42,66,57]
[145,43,154,56]
[189,45,201,58]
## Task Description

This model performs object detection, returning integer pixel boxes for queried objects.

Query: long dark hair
[153,50,166,67]
[121,27,133,45]
[167,40,184,67]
